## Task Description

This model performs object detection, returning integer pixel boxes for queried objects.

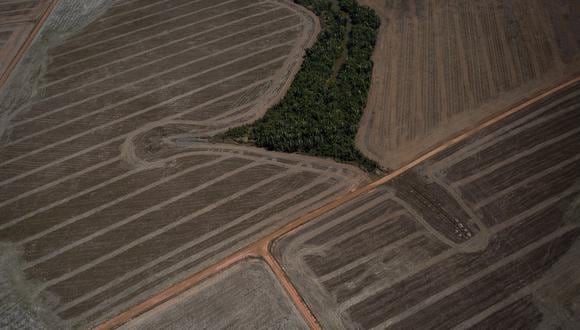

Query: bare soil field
[120,259,308,329]
[0,0,52,77]
[0,0,369,327]
[274,80,580,328]
[357,0,580,169]
[3,0,580,329]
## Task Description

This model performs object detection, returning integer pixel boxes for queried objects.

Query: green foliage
[224,0,381,172]
[222,125,250,140]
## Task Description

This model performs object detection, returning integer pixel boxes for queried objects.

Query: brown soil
[2,1,580,329]
[274,80,580,329]
[356,0,580,169]
[120,259,309,329]
[0,0,368,327]
[0,0,53,84]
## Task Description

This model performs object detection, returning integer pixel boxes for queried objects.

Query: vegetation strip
[222,0,381,172]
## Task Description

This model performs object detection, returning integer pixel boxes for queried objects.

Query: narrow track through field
[0,0,369,328]
[101,76,580,329]
[356,0,580,169]
[2,1,580,329]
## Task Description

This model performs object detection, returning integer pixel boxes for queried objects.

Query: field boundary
[94,71,580,329]
[0,0,59,89]
[2,1,579,329]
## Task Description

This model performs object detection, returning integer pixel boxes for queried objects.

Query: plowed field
[0,0,367,327]
[2,1,579,329]
[121,259,308,329]
[0,0,52,77]
[275,80,580,329]
[357,0,580,169]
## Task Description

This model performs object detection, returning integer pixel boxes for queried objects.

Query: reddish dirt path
[0,0,58,87]
[96,74,580,329]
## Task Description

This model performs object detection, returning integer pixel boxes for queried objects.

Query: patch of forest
[221,0,381,172]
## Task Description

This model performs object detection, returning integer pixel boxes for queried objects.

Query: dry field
[0,0,369,327]
[3,0,580,329]
[121,259,308,329]
[0,0,52,77]
[357,0,580,169]
[274,80,580,328]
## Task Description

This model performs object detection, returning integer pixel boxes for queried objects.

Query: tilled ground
[120,259,308,329]
[3,1,580,329]
[274,80,580,329]
[0,0,369,327]
[357,0,580,169]
[0,0,52,75]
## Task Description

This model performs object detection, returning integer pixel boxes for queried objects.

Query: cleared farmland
[274,81,580,328]
[121,259,308,329]
[0,0,51,75]
[357,0,580,169]
[0,0,369,327]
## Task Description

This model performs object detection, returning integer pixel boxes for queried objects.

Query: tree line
[223,0,381,172]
